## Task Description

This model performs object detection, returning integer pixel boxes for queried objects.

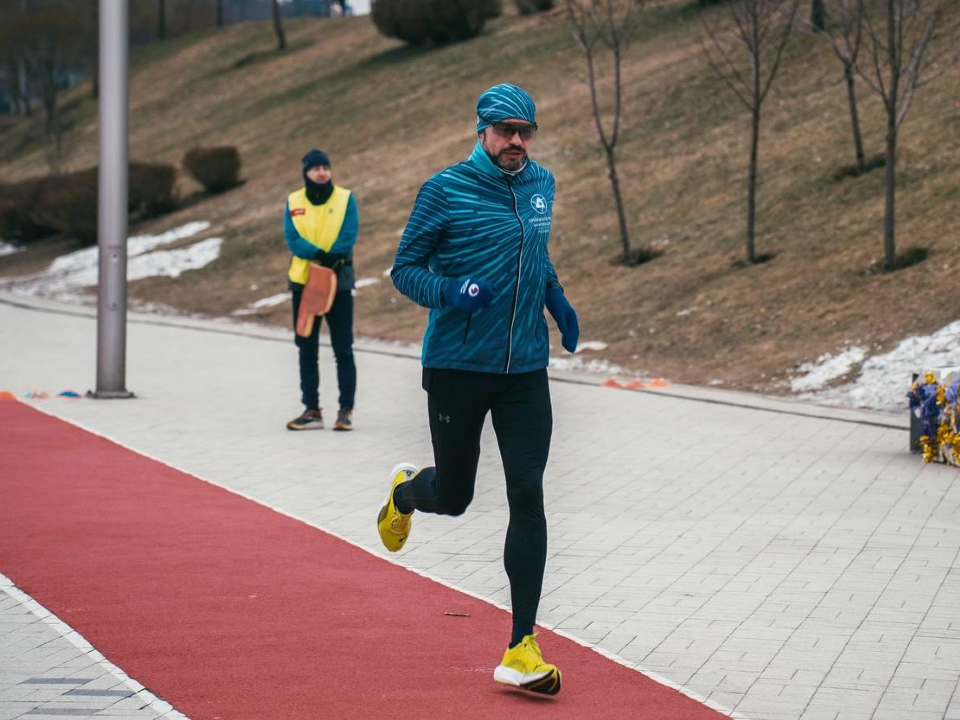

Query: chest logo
[291,208,306,217]
[530,194,547,214]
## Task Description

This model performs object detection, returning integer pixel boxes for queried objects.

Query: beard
[494,148,527,171]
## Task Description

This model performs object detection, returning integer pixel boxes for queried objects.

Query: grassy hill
[2,3,959,397]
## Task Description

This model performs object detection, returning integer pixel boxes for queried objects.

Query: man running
[378,83,580,695]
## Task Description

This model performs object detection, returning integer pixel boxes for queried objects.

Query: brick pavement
[1,292,959,720]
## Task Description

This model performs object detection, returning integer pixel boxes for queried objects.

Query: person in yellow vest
[284,149,358,431]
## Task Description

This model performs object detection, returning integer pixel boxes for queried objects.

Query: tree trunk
[605,147,631,262]
[157,0,166,39]
[843,63,865,173]
[216,0,224,27]
[746,103,760,265]
[272,0,286,51]
[810,0,826,31]
[882,118,897,270]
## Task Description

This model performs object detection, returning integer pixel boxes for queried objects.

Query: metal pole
[90,0,134,399]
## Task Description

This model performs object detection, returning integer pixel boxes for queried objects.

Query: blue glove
[444,277,494,311]
[545,286,579,353]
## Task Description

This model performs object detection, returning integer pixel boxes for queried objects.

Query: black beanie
[302,149,331,171]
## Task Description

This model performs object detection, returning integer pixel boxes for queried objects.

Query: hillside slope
[2,4,959,401]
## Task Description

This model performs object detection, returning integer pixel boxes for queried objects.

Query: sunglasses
[482,118,538,141]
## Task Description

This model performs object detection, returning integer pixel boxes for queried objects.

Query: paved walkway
[1,291,958,720]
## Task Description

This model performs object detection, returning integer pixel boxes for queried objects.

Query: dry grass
[2,3,959,395]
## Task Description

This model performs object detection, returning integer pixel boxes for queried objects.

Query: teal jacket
[392,142,562,374]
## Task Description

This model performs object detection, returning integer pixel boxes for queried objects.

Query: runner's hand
[444,277,494,311]
[545,287,579,353]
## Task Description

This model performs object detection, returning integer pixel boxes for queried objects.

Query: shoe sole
[286,422,324,431]
[377,463,419,552]
[494,665,561,695]
[332,424,353,431]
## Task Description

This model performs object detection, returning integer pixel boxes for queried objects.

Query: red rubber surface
[0,400,729,719]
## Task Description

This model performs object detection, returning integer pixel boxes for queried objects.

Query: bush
[372,0,490,45]
[182,146,242,193]
[13,160,179,246]
[0,178,57,243]
[130,161,177,216]
[37,168,99,245]
[513,0,553,14]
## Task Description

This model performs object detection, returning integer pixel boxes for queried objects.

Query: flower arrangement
[908,372,960,464]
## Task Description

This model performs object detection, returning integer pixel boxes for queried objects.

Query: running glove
[444,277,494,311]
[545,286,579,353]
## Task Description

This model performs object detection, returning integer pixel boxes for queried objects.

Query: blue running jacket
[392,141,563,374]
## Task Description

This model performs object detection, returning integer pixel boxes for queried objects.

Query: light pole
[90,0,134,399]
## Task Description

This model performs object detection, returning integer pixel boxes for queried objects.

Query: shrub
[0,178,57,243]
[513,0,553,14]
[372,0,489,45]
[36,168,99,245]
[130,161,177,216]
[182,146,242,193]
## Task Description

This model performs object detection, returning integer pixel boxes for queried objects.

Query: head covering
[302,149,331,171]
[476,84,537,133]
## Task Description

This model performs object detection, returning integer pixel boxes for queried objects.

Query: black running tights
[396,367,552,630]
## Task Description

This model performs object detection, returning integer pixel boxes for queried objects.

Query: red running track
[0,401,730,720]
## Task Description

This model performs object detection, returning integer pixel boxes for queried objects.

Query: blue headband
[476,83,537,133]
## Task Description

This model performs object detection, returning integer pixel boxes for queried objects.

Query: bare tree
[272,0,287,50]
[564,0,642,264]
[811,0,827,28]
[807,0,868,173]
[855,0,959,270]
[15,8,85,173]
[158,0,167,39]
[702,0,800,265]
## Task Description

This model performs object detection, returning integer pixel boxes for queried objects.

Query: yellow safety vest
[287,185,351,285]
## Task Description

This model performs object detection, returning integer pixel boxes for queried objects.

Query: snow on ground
[233,292,290,316]
[355,277,380,289]
[0,241,25,257]
[0,221,221,301]
[796,320,960,413]
[790,346,867,393]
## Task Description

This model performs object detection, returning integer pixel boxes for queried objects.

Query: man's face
[480,117,537,171]
[306,165,331,184]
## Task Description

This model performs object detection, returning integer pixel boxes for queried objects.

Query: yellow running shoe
[377,463,418,552]
[493,633,562,695]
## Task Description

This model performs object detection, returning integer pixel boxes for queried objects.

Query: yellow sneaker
[377,463,418,552]
[493,633,561,695]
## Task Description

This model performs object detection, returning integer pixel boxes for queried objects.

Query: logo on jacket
[468,283,480,297]
[291,208,305,217]
[530,194,547,214]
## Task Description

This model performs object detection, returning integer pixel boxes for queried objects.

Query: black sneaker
[286,408,324,431]
[333,408,353,431]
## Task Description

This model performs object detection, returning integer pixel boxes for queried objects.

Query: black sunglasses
[481,116,538,141]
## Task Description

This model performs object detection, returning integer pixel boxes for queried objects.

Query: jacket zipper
[504,176,524,373]
[462,313,472,344]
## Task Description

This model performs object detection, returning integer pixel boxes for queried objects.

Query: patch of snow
[548,354,626,375]
[48,221,211,274]
[790,346,867,392]
[575,341,607,353]
[0,241,24,257]
[382,266,392,277]
[250,292,289,309]
[233,292,289,316]
[355,277,380,289]
[0,221,220,300]
[798,319,960,413]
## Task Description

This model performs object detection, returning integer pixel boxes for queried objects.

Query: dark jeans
[396,367,552,628]
[291,289,356,411]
